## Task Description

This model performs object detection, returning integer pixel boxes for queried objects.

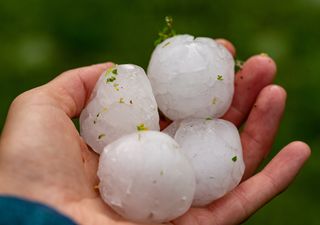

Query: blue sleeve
[0,195,77,225]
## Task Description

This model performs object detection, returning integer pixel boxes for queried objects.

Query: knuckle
[10,88,45,109]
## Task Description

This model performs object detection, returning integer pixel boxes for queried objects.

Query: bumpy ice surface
[148,35,235,120]
[174,118,245,206]
[80,64,159,154]
[98,131,196,223]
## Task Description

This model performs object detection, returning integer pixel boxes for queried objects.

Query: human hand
[0,40,310,225]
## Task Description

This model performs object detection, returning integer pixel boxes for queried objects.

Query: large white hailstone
[148,34,235,120]
[98,131,196,223]
[80,64,160,154]
[174,118,245,207]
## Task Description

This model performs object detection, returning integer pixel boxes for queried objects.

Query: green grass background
[1,0,319,224]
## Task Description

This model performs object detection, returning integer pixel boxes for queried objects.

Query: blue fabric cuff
[0,195,77,225]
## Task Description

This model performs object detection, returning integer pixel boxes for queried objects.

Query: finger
[241,85,287,180]
[222,55,277,127]
[207,141,311,225]
[216,38,236,57]
[173,141,311,225]
[159,110,172,130]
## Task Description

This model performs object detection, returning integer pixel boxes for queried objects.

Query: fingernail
[260,53,269,57]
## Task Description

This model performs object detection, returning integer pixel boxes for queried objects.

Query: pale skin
[0,40,311,225]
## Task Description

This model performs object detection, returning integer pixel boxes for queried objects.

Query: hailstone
[172,118,245,207]
[80,64,159,154]
[98,131,196,223]
[148,34,235,120]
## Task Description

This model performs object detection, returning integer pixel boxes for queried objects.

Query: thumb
[44,62,114,117]
[11,62,114,119]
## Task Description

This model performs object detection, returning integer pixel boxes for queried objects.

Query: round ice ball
[98,131,196,223]
[147,34,235,120]
[80,64,159,154]
[174,118,245,207]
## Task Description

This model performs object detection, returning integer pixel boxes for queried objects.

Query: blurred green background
[0,0,319,224]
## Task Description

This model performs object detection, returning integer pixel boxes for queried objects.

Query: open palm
[0,40,310,225]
